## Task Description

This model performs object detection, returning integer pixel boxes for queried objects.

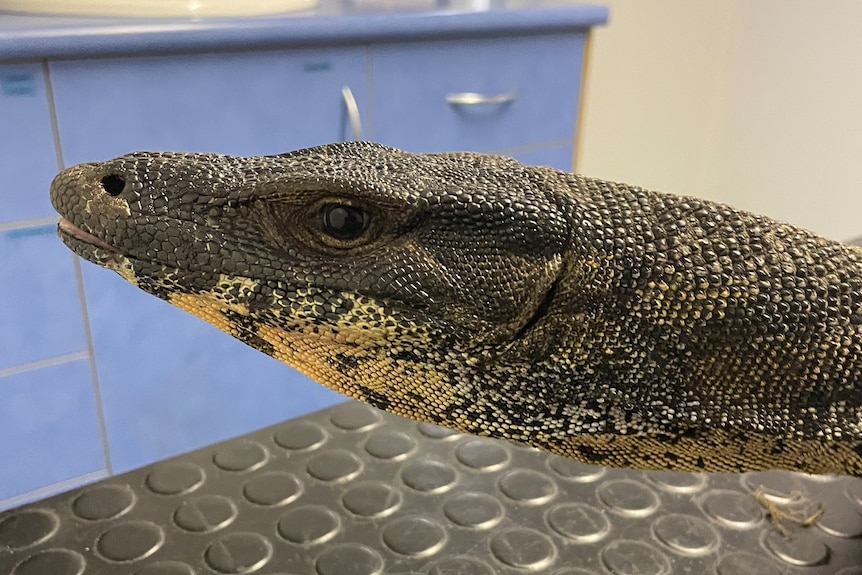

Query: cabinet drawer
[50,47,368,163]
[372,33,586,153]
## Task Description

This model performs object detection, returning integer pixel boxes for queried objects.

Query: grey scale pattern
[1,401,861,575]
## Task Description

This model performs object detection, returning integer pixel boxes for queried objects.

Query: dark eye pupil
[323,204,367,240]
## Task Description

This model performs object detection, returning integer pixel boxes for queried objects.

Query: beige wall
[578,0,862,241]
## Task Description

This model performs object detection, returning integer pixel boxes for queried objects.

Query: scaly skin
[50,142,862,475]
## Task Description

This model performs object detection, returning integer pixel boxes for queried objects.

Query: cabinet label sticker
[303,61,332,73]
[0,72,37,97]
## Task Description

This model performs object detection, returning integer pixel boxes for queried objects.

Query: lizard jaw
[57,217,121,257]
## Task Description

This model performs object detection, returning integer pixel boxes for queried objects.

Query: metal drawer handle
[446,91,519,106]
[341,86,362,141]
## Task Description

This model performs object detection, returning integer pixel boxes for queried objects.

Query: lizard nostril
[100,174,126,197]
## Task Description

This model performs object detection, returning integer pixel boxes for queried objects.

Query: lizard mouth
[57,218,122,258]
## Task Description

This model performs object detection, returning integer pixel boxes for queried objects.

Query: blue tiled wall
[0,63,105,509]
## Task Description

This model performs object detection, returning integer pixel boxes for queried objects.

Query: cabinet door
[372,33,585,156]
[49,48,365,471]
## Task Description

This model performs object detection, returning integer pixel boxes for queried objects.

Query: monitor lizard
[50,142,862,477]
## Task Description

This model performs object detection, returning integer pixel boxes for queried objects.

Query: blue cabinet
[0,6,605,508]
[373,33,585,170]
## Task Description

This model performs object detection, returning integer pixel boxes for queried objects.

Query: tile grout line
[70,256,114,475]
[0,351,89,379]
[0,469,109,512]
[365,43,373,141]
[43,59,65,174]
[0,215,58,232]
[43,60,114,476]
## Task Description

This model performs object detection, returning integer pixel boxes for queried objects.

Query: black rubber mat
[1,401,861,574]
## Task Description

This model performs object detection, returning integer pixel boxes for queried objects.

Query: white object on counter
[0,0,319,18]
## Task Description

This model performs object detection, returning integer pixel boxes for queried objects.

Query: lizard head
[50,142,569,421]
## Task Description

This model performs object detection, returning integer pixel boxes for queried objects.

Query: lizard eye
[322,203,369,241]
